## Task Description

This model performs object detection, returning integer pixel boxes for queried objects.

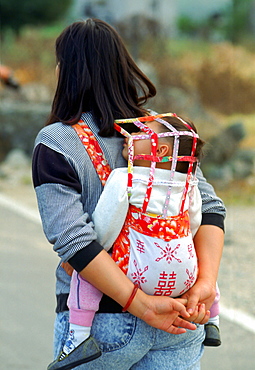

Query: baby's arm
[92,169,129,250]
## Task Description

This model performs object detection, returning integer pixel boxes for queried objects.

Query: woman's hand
[129,292,197,334]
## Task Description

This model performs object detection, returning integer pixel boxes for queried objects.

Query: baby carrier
[73,113,200,297]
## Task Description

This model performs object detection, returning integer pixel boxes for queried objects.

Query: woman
[32,19,226,369]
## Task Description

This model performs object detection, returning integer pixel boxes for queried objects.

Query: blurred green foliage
[0,0,72,37]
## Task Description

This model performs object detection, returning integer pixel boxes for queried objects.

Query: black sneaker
[203,323,221,347]
[47,336,101,370]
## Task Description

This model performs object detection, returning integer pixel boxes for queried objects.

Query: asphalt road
[1,203,254,369]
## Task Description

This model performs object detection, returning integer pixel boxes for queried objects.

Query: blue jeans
[53,311,205,369]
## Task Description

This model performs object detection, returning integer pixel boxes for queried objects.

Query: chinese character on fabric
[154,271,177,296]
[136,239,146,253]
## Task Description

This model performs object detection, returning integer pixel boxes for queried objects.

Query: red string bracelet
[122,284,140,312]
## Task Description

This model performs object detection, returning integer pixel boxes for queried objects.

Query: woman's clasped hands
[127,286,210,335]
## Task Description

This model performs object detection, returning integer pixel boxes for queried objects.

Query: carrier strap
[73,119,111,186]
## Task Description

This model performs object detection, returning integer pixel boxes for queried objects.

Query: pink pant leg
[67,271,103,326]
[210,283,220,318]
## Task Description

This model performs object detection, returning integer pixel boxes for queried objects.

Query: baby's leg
[68,271,103,327]
[62,271,102,353]
[209,283,220,323]
[47,271,102,369]
[204,283,221,347]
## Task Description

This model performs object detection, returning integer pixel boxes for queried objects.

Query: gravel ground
[0,155,254,318]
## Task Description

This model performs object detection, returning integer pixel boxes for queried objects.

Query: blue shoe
[203,323,221,347]
[47,336,101,370]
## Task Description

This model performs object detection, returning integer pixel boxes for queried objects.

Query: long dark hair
[46,18,156,136]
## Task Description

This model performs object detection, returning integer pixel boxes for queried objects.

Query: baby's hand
[175,298,210,324]
[186,304,210,324]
